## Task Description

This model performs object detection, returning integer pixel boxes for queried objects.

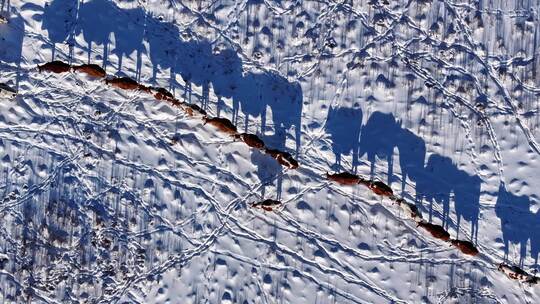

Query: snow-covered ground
[1,0,540,302]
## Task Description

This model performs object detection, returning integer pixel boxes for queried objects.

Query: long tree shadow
[1,0,9,13]
[531,210,540,267]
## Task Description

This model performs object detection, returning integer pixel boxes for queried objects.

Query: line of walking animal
[36,60,299,170]
[325,171,484,253]
[35,60,538,286]
[325,170,539,284]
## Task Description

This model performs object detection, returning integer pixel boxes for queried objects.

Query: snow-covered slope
[1,0,540,303]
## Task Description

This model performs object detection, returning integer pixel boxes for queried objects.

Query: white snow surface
[1,0,540,303]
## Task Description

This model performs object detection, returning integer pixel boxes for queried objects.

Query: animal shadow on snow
[141,6,303,198]
[36,0,78,60]
[349,110,540,267]
[38,0,145,77]
[147,24,304,154]
[495,184,540,268]
[327,110,481,243]
[0,8,24,88]
[325,106,362,172]
[39,0,303,201]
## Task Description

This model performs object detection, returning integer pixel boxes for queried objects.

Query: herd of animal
[325,172,472,248]
[37,60,300,171]
[30,60,540,287]
[323,173,538,285]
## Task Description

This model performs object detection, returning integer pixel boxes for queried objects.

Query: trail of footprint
[443,1,540,156]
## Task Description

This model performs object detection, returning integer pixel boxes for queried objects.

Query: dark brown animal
[38,61,71,73]
[234,133,265,149]
[357,178,371,187]
[72,64,106,78]
[450,239,479,256]
[167,98,182,107]
[417,221,450,241]
[326,172,362,185]
[203,117,238,135]
[265,149,299,169]
[368,181,394,196]
[251,199,282,211]
[526,276,539,285]
[138,85,152,93]
[153,87,174,101]
[106,77,140,90]
[264,148,281,159]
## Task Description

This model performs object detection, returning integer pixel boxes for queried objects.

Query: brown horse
[234,133,265,149]
[72,64,106,78]
[279,152,299,169]
[203,117,238,135]
[326,172,362,185]
[498,263,538,284]
[450,239,479,256]
[368,181,393,196]
[265,149,299,169]
[137,84,152,93]
[182,103,207,116]
[105,77,140,90]
[38,61,71,73]
[153,87,174,101]
[395,198,422,221]
[417,221,450,241]
[0,83,17,99]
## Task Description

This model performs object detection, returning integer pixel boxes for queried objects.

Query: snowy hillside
[1,0,540,302]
